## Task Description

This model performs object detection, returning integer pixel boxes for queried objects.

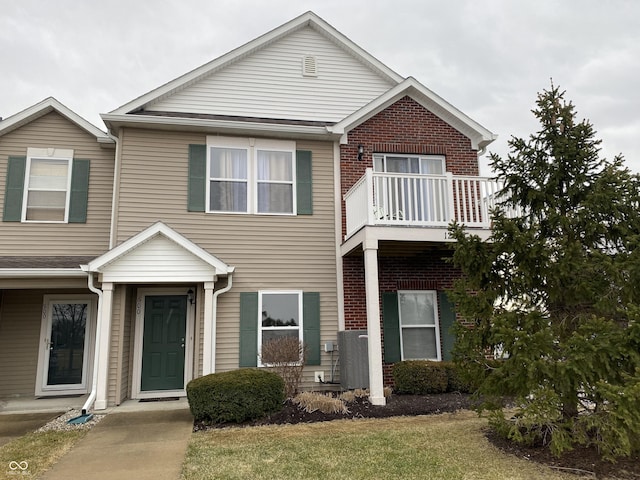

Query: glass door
[37,297,93,395]
[373,154,445,222]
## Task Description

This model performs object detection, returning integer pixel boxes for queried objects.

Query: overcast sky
[1,0,638,174]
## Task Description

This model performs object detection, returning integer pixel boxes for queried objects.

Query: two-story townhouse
[0,11,496,411]
[0,98,115,402]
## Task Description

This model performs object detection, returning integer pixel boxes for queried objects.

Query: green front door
[141,295,187,391]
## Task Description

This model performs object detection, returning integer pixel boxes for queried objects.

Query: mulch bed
[193,393,640,479]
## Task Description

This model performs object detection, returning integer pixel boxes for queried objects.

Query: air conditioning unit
[338,330,369,390]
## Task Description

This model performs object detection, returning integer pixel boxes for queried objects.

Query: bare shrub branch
[259,337,307,398]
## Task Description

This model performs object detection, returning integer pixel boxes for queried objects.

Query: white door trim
[35,295,97,397]
[131,287,195,399]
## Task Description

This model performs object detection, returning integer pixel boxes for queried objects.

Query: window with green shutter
[296,150,312,215]
[189,140,312,215]
[3,156,26,222]
[383,290,450,363]
[3,151,90,223]
[188,144,206,212]
[238,291,320,368]
[438,291,457,361]
[68,159,90,223]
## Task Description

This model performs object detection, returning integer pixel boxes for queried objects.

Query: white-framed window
[258,291,303,365]
[373,154,445,175]
[207,137,296,215]
[398,290,442,361]
[23,148,74,222]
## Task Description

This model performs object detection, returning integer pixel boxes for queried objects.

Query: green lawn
[181,411,586,480]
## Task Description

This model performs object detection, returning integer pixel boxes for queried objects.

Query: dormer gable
[0,97,114,148]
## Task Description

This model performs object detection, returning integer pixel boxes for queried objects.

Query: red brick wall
[344,250,462,386]
[341,96,478,387]
[340,95,480,238]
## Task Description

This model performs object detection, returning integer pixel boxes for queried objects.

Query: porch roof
[0,256,92,277]
[83,222,234,283]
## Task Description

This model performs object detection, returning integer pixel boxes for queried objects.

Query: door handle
[181,337,185,348]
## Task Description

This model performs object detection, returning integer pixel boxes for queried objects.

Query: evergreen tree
[449,83,640,460]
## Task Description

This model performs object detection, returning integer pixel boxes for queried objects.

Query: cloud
[1,0,638,172]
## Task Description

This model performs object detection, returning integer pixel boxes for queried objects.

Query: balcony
[344,169,509,240]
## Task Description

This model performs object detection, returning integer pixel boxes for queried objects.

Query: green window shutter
[296,150,312,215]
[382,292,401,363]
[303,292,321,365]
[68,159,90,223]
[188,144,206,212]
[439,291,456,361]
[239,292,258,367]
[3,156,26,222]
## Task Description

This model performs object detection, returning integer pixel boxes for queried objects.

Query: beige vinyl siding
[147,26,394,122]
[107,285,123,405]
[105,285,137,406]
[0,290,42,396]
[0,288,95,398]
[106,285,134,406]
[0,111,114,256]
[120,286,134,404]
[114,128,339,379]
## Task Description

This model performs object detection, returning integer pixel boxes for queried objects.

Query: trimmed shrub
[441,361,474,394]
[392,361,481,394]
[186,368,285,424]
[393,361,448,394]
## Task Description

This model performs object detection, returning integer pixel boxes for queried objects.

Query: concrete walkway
[41,408,194,480]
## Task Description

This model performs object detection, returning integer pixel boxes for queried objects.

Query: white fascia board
[86,221,234,276]
[0,268,86,278]
[108,11,403,116]
[0,97,115,145]
[331,78,497,150]
[101,113,341,140]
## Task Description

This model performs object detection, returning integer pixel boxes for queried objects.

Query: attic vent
[302,55,318,77]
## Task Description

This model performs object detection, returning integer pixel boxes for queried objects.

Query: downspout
[82,271,102,415]
[108,128,122,250]
[209,271,233,375]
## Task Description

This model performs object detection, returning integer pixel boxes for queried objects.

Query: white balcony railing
[344,169,509,239]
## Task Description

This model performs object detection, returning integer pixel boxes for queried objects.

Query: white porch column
[363,238,386,406]
[202,281,216,375]
[94,282,114,410]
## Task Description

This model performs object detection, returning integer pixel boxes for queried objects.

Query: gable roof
[84,221,234,277]
[330,77,497,150]
[108,11,403,118]
[0,97,115,145]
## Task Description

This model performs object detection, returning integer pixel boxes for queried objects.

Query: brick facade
[344,251,462,385]
[340,95,481,387]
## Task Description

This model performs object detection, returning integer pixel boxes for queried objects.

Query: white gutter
[209,272,233,374]
[101,114,338,140]
[82,271,102,415]
[0,269,86,278]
